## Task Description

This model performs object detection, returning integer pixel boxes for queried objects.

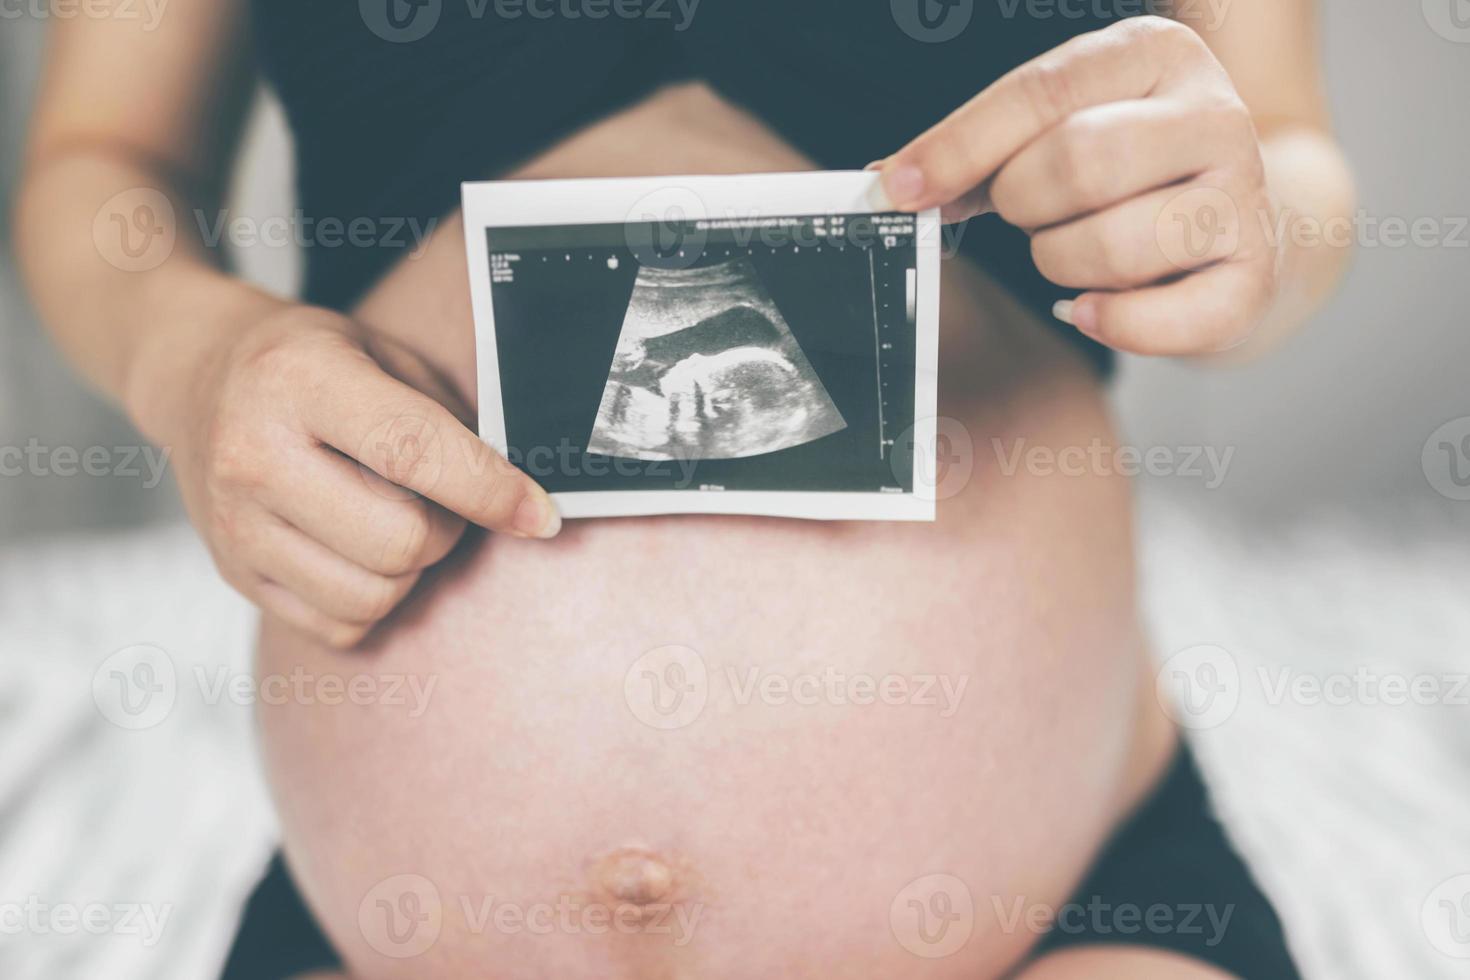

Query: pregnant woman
[16,3,1353,978]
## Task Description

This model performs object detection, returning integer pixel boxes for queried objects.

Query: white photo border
[462,171,940,522]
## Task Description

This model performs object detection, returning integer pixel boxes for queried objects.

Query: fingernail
[867,178,895,212]
[513,492,561,539]
[863,159,886,172]
[881,164,926,212]
[1054,298,1099,338]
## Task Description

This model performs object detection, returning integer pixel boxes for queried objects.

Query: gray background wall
[2,3,1468,543]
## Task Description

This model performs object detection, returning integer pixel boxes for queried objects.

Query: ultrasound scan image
[587,259,848,461]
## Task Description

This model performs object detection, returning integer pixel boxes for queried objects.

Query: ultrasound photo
[587,259,848,461]
[463,173,940,520]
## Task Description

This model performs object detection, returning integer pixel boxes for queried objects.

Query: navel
[591,846,677,906]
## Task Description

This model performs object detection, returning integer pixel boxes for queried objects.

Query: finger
[222,565,373,650]
[262,445,466,577]
[990,96,1249,230]
[302,350,561,539]
[257,580,374,650]
[364,332,476,428]
[240,516,422,626]
[877,16,1214,212]
[1061,258,1276,357]
[939,182,994,225]
[1029,179,1248,291]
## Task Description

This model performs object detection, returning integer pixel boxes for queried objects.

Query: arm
[1187,0,1355,360]
[14,0,559,648]
[872,5,1355,362]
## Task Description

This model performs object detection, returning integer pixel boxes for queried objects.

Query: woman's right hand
[139,301,561,648]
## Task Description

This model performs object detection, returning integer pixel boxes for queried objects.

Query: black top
[249,0,1129,374]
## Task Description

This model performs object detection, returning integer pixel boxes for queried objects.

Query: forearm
[1220,123,1356,362]
[14,147,285,440]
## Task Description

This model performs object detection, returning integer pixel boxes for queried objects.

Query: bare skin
[254,82,1176,980]
[15,4,1351,978]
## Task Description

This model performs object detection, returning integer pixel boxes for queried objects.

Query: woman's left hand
[873,15,1280,356]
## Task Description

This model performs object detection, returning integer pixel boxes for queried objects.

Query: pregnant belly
[253,83,1172,980]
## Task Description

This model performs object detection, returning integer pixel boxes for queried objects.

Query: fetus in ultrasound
[588,258,847,461]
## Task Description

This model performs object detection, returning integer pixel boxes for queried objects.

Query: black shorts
[220,747,1298,979]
